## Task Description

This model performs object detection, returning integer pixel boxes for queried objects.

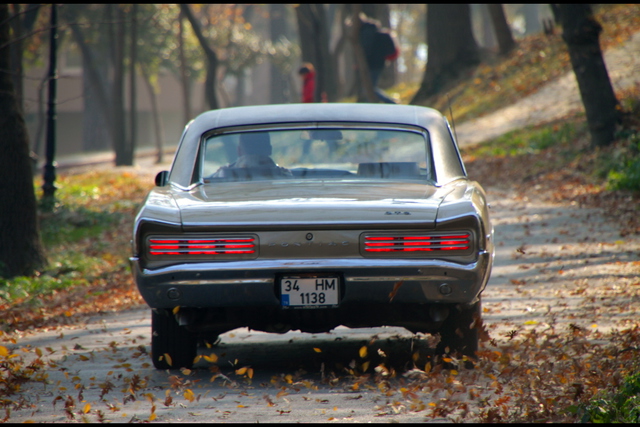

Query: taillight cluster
[363,232,470,253]
[148,237,256,256]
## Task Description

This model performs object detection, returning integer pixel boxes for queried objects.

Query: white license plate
[280,276,339,307]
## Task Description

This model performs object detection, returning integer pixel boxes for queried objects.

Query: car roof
[190,103,442,131]
[168,103,466,188]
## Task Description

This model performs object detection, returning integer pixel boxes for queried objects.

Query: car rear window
[200,126,432,183]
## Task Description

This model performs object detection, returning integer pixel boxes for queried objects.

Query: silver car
[130,103,494,369]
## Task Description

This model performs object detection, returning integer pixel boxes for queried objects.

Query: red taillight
[149,237,256,256]
[363,233,470,252]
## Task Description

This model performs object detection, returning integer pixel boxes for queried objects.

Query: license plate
[280,276,339,307]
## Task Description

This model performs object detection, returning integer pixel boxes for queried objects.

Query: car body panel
[131,103,493,339]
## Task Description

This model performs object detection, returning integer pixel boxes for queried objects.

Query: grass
[0,171,150,331]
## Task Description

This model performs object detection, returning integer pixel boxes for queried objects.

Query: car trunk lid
[175,181,450,230]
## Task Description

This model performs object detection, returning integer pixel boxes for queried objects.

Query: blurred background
[13,4,555,161]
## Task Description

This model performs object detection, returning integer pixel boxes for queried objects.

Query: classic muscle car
[130,103,494,369]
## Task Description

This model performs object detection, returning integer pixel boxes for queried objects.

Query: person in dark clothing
[213,132,291,178]
[359,15,399,104]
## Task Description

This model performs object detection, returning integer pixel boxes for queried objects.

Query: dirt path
[483,185,640,340]
[456,30,640,147]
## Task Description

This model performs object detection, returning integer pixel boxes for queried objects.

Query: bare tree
[180,4,219,110]
[9,4,40,114]
[558,4,619,146]
[411,4,480,104]
[487,4,516,55]
[295,4,337,102]
[0,4,47,277]
[269,4,288,104]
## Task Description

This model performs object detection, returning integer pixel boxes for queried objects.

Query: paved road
[5,182,639,423]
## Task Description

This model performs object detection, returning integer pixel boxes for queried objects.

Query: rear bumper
[130,251,492,309]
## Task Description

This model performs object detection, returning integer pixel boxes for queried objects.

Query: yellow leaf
[359,346,368,358]
[149,413,157,421]
[0,346,8,357]
[362,361,370,372]
[35,347,43,357]
[313,348,322,353]
[163,353,173,367]
[184,389,195,402]
[524,320,538,325]
[83,403,91,414]
[172,306,180,315]
[237,404,246,408]
[285,374,293,384]
[248,368,254,379]
[424,362,432,373]
[442,357,452,363]
[204,353,218,363]
[64,311,72,317]
[236,367,248,376]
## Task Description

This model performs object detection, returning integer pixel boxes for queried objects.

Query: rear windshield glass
[200,127,432,183]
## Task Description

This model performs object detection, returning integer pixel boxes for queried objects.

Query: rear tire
[436,299,481,363]
[151,309,198,370]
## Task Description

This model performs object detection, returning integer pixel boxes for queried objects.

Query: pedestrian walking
[359,14,399,104]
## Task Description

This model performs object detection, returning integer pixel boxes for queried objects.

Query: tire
[436,299,481,362]
[151,309,198,370]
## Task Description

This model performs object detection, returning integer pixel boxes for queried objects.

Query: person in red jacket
[298,63,316,103]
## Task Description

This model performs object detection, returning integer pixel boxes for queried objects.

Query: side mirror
[155,170,169,187]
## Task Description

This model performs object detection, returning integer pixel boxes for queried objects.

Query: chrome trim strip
[173,278,274,285]
[139,253,488,277]
[347,275,456,282]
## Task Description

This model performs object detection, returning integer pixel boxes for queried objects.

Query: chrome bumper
[130,251,492,308]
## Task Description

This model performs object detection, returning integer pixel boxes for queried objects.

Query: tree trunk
[487,4,516,55]
[140,65,165,164]
[0,4,47,277]
[477,4,497,50]
[181,4,219,110]
[129,4,138,160]
[111,5,132,166]
[178,9,192,123]
[523,4,541,35]
[269,4,288,104]
[411,4,480,104]
[295,4,337,102]
[63,6,113,151]
[559,4,619,147]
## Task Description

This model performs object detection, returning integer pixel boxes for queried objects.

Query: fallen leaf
[359,346,368,358]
